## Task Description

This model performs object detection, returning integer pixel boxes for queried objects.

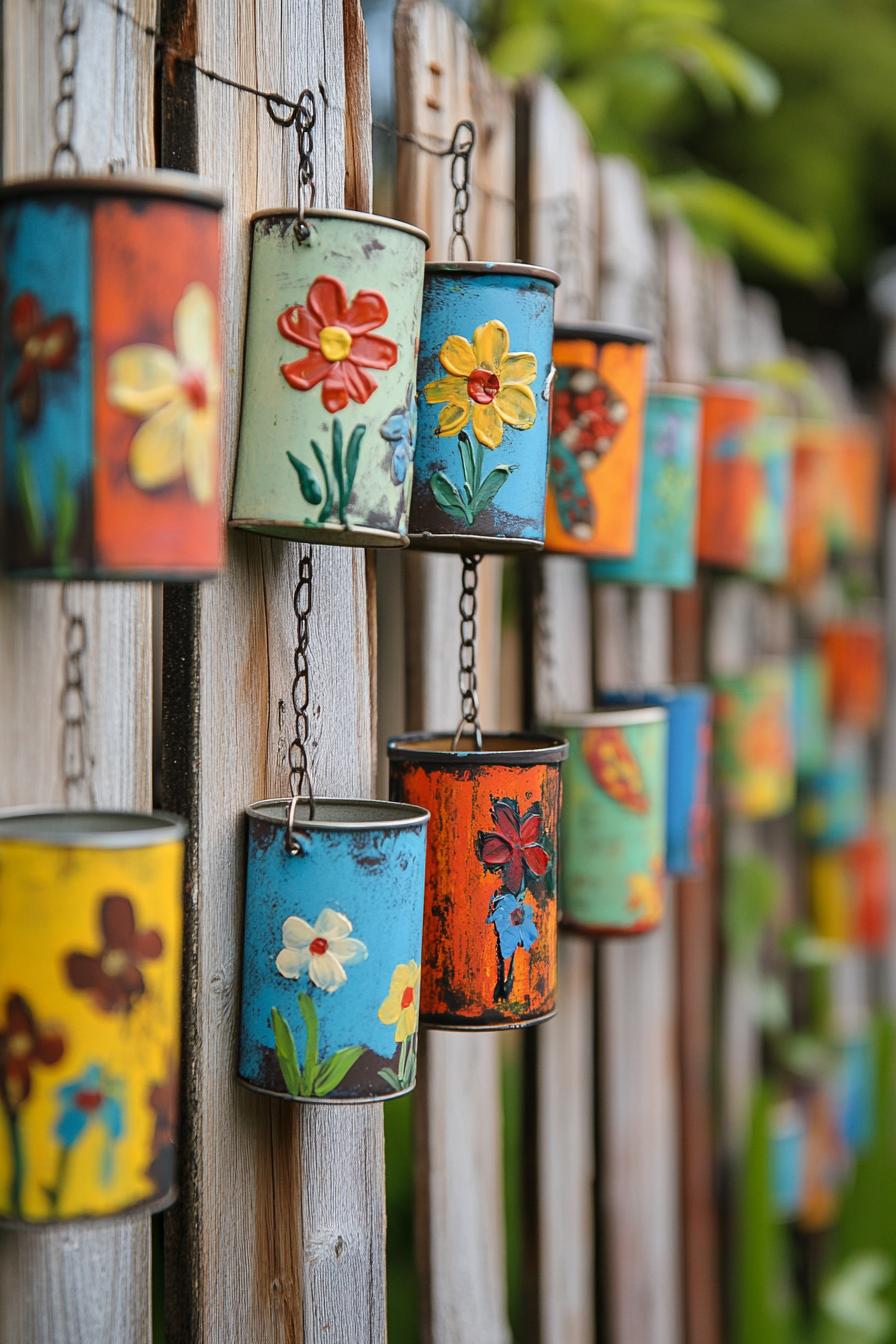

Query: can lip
[425,260,560,287]
[387,730,569,764]
[249,206,429,247]
[0,170,224,209]
[0,807,188,847]
[547,706,668,729]
[702,377,760,397]
[406,531,544,555]
[554,321,653,345]
[648,380,703,398]
[600,683,710,705]
[247,797,430,830]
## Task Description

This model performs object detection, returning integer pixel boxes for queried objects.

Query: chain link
[60,584,95,807]
[448,119,475,262]
[50,0,82,175]
[286,551,315,849]
[452,555,483,751]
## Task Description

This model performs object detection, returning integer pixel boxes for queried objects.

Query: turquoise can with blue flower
[238,798,429,1103]
[408,262,560,551]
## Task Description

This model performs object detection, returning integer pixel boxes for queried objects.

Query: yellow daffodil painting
[377,961,421,1092]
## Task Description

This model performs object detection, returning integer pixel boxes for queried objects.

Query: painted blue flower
[55,1064,124,1150]
[487,894,539,959]
[380,386,417,485]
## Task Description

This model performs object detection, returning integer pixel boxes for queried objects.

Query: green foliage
[734,1085,796,1344]
[723,852,780,962]
[271,995,364,1099]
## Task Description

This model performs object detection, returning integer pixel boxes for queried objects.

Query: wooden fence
[0,1,880,1341]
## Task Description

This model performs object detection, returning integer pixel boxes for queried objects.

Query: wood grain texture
[158,4,383,1342]
[0,2,155,1340]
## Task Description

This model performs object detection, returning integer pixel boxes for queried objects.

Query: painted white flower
[275,908,367,993]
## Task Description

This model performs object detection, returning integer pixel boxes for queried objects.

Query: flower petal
[494,382,537,430]
[34,1029,64,1066]
[498,351,537,386]
[275,945,311,979]
[278,304,322,350]
[378,991,402,1025]
[10,292,41,345]
[437,401,470,436]
[281,350,332,392]
[329,936,368,967]
[349,332,398,371]
[321,367,350,413]
[473,320,509,373]
[34,316,77,370]
[307,275,348,328]
[131,929,163,961]
[479,834,514,866]
[129,400,191,491]
[425,374,468,406]
[183,409,216,504]
[342,289,389,335]
[504,851,525,895]
[282,916,314,950]
[5,993,35,1037]
[492,801,522,842]
[65,952,102,991]
[309,950,348,993]
[107,345,180,416]
[173,282,216,376]
[523,844,550,877]
[342,359,377,405]
[439,335,477,377]
[518,809,542,845]
[101,895,137,950]
[314,909,353,942]
[471,400,504,449]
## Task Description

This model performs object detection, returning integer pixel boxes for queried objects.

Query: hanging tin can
[799,1086,847,1232]
[388,733,566,1027]
[408,263,559,552]
[1,174,224,579]
[713,662,795,819]
[0,808,185,1226]
[588,383,700,586]
[545,323,652,557]
[696,381,760,570]
[792,652,830,777]
[837,1031,874,1153]
[601,686,711,876]
[787,422,836,590]
[798,735,869,848]
[238,799,429,1103]
[827,419,881,555]
[808,851,852,942]
[847,831,890,951]
[230,209,429,547]
[820,620,885,730]
[553,709,667,936]
[745,414,793,581]
[770,1100,806,1221]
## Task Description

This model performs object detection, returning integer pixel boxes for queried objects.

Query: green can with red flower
[230,209,429,547]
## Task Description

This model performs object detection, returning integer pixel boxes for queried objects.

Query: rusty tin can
[554,709,668,936]
[820,620,885,730]
[238,799,429,1103]
[388,733,567,1028]
[696,380,760,571]
[231,209,429,547]
[1,174,224,579]
[545,323,652,557]
[409,263,559,552]
[0,808,186,1226]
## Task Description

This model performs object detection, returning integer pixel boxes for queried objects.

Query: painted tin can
[793,652,829,777]
[746,414,793,581]
[696,381,759,570]
[238,799,429,1103]
[808,851,851,942]
[408,263,559,552]
[847,832,890,951]
[770,1100,806,1220]
[601,686,711,876]
[799,1087,846,1232]
[388,733,567,1027]
[0,808,185,1226]
[230,209,429,547]
[820,620,885,730]
[827,419,881,555]
[553,709,667,936]
[545,323,651,557]
[713,662,795,819]
[837,1032,874,1152]
[1,174,224,579]
[798,736,869,848]
[787,422,836,590]
[588,383,700,586]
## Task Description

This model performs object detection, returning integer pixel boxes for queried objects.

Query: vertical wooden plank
[0,3,155,1341]
[158,4,383,1342]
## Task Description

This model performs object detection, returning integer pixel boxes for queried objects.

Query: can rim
[0,170,224,209]
[0,807,188,847]
[425,260,560,286]
[548,707,668,729]
[246,797,431,830]
[702,377,761,397]
[387,730,569,764]
[599,683,710,706]
[648,380,703,398]
[554,321,653,346]
[249,206,429,247]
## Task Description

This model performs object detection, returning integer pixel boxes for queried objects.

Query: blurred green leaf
[821,1253,894,1342]
[724,853,780,962]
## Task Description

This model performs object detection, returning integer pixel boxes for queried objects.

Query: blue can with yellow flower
[238,798,429,1103]
[409,262,560,551]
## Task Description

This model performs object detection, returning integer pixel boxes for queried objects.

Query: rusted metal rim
[554,321,652,345]
[388,731,568,765]
[237,1076,416,1104]
[0,171,223,209]
[420,1008,557,1031]
[0,808,188,848]
[550,707,667,730]
[248,205,429,247]
[0,1184,178,1230]
[247,797,430,831]
[405,532,544,555]
[425,260,560,286]
[559,913,662,939]
[229,518,409,549]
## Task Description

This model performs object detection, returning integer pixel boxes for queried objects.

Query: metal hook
[284,791,315,857]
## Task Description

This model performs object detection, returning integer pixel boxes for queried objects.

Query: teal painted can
[589,384,702,588]
[554,708,668,936]
[409,262,559,552]
[798,735,869,848]
[771,1101,806,1219]
[230,209,429,547]
[793,653,829,776]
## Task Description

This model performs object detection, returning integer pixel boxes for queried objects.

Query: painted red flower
[476,799,550,895]
[65,893,164,1013]
[277,274,398,413]
[8,291,77,425]
[0,992,64,1112]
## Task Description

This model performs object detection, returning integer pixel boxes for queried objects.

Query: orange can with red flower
[1,174,224,579]
[820,619,885,729]
[388,733,567,1027]
[0,808,185,1225]
[230,209,428,547]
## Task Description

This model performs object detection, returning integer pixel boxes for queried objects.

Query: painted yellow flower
[107,282,219,503]
[627,856,663,925]
[377,960,421,1043]
[424,319,538,449]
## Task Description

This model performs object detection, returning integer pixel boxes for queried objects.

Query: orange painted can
[695,381,760,570]
[847,831,890,952]
[820,620,885,730]
[787,422,836,590]
[388,733,567,1029]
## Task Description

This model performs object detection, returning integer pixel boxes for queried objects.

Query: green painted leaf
[271,1006,302,1097]
[331,417,346,519]
[344,425,365,505]
[310,440,333,521]
[458,432,476,499]
[52,459,77,574]
[471,465,515,515]
[430,471,473,524]
[377,1067,404,1090]
[298,993,319,1091]
[287,451,323,506]
[15,446,45,551]
[314,1046,365,1096]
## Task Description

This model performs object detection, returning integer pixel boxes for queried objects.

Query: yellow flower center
[319,325,353,362]
[101,949,129,977]
[8,1032,31,1059]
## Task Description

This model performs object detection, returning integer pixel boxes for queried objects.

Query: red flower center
[509,907,525,927]
[74,1089,104,1112]
[309,937,329,956]
[467,368,500,405]
[180,367,208,410]
[400,986,415,1010]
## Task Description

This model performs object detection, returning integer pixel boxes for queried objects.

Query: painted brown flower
[8,291,77,425]
[0,992,64,1112]
[146,1061,179,1195]
[65,893,164,1013]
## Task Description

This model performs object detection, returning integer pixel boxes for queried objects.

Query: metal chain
[452,555,483,751]
[286,550,315,850]
[60,584,95,807]
[50,0,82,175]
[448,119,475,261]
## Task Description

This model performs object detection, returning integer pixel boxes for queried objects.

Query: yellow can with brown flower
[0,809,185,1225]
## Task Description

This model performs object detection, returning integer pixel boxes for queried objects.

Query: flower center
[7,1032,31,1059]
[74,1089,104,1112]
[319,325,353,362]
[22,336,42,360]
[101,949,129,978]
[509,907,525,927]
[179,367,208,410]
[309,937,329,956]
[400,986,415,1010]
[467,368,500,405]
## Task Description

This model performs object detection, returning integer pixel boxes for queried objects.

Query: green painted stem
[5,1105,24,1220]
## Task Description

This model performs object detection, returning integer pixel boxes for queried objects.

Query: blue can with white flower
[238,798,429,1103]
